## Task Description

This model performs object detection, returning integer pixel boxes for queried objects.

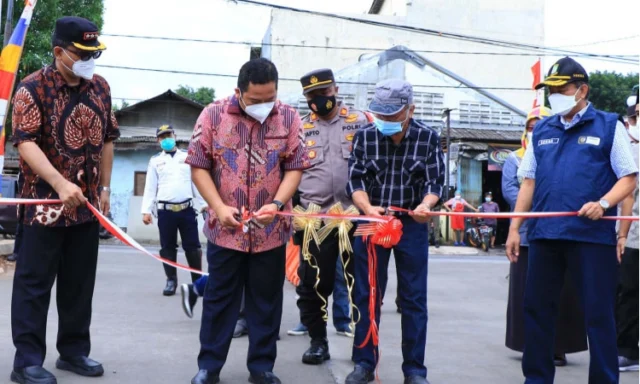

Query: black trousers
[11,222,100,369]
[617,247,639,360]
[295,228,355,339]
[198,243,285,375]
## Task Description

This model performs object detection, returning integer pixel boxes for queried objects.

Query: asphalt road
[0,245,637,384]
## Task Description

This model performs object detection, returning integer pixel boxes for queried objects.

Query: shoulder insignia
[339,107,349,117]
[345,113,358,123]
[310,113,318,121]
[303,122,315,130]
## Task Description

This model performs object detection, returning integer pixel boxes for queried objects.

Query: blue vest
[527,105,618,246]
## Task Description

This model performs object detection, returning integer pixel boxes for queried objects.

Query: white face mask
[548,86,582,116]
[240,94,275,124]
[63,49,96,80]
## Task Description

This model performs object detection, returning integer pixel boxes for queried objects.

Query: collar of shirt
[46,64,92,93]
[560,102,591,130]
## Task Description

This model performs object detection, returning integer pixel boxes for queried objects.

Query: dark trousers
[198,242,285,375]
[11,222,100,369]
[506,246,587,354]
[524,240,619,384]
[12,206,25,255]
[296,229,355,339]
[616,247,639,360]
[352,217,429,378]
[157,207,201,282]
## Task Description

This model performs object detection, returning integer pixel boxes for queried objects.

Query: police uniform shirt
[298,102,371,211]
[141,149,205,214]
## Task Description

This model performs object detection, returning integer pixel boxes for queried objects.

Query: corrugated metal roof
[449,128,522,141]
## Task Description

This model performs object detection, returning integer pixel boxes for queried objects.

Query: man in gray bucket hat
[345,79,445,384]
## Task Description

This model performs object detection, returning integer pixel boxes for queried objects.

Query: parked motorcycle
[465,207,493,252]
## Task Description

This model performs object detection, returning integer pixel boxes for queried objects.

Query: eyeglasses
[66,48,102,61]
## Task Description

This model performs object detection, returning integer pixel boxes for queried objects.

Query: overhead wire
[101,33,640,60]
[229,0,638,64]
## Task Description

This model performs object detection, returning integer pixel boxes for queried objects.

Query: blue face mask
[160,137,176,151]
[373,110,409,136]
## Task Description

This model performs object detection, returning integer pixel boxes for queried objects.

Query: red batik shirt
[186,95,311,253]
[11,65,120,227]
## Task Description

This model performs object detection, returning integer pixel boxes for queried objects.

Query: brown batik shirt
[11,65,120,227]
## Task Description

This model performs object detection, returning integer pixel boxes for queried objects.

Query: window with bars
[459,101,519,126]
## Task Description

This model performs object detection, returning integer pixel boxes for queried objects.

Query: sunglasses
[66,48,102,61]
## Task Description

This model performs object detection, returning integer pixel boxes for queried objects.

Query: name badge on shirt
[578,136,601,146]
[538,138,559,146]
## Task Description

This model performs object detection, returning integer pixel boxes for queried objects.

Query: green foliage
[588,71,639,115]
[174,85,215,106]
[112,100,129,111]
[2,0,105,80]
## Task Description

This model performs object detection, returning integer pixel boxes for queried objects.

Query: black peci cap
[300,68,335,94]
[53,16,106,51]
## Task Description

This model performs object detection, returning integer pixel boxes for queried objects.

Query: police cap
[300,68,335,94]
[535,57,588,90]
[53,16,106,51]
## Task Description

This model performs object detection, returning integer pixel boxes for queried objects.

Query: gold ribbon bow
[316,203,361,328]
[292,203,322,260]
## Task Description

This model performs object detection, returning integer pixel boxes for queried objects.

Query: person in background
[141,125,205,296]
[615,94,639,372]
[502,105,587,367]
[186,58,310,384]
[10,16,119,384]
[443,191,478,246]
[479,191,499,248]
[506,56,638,383]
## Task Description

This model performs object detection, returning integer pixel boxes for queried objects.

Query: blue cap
[367,79,414,116]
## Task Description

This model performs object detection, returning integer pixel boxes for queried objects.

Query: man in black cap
[291,68,372,365]
[507,56,638,383]
[141,124,205,296]
[346,79,444,384]
[10,16,119,384]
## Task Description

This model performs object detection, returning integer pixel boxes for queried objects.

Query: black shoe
[302,338,330,365]
[10,366,57,384]
[404,376,430,384]
[249,372,281,384]
[163,279,177,296]
[7,253,17,262]
[345,365,374,384]
[233,318,248,338]
[554,354,567,367]
[55,356,104,377]
[181,283,198,318]
[191,369,220,384]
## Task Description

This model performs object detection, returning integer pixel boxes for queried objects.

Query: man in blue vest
[506,57,638,384]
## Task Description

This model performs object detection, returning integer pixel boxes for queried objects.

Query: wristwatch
[100,186,111,193]
[272,200,285,211]
[599,199,610,210]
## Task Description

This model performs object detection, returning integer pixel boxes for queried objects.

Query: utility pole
[3,0,13,48]
[441,108,456,242]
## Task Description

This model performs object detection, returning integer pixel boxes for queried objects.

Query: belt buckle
[171,205,181,212]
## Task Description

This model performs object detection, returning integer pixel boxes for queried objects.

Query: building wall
[265,0,544,112]
[110,148,158,228]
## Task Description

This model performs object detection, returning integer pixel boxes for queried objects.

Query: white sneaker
[619,356,639,372]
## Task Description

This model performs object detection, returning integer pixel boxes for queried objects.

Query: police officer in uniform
[142,124,205,296]
[295,69,372,365]
[506,57,638,383]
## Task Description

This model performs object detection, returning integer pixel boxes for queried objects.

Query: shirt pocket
[402,159,426,185]
[341,132,355,159]
[365,159,388,184]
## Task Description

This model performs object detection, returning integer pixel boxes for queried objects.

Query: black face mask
[307,95,336,116]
